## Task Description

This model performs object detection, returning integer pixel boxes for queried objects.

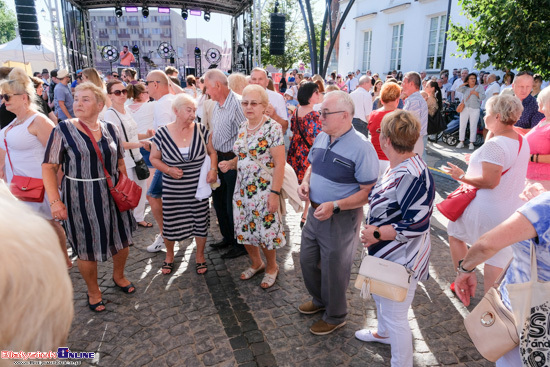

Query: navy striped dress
[43,120,136,262]
[152,123,210,241]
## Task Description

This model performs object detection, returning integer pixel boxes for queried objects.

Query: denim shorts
[147,169,163,198]
[140,147,153,168]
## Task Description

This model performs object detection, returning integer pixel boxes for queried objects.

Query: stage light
[158,7,170,13]
[125,6,138,12]
[181,8,188,20]
[142,6,149,18]
[204,10,210,22]
[189,9,201,16]
[132,45,140,55]
[115,6,123,18]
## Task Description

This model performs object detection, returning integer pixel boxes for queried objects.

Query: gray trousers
[352,118,369,139]
[300,206,363,324]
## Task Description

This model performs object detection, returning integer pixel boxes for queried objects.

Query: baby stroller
[428,100,455,143]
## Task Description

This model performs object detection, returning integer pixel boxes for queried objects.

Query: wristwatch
[373,227,381,240]
[457,259,475,273]
[332,201,340,214]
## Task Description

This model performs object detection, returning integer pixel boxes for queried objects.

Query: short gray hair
[358,76,372,86]
[172,93,197,112]
[486,94,524,126]
[204,69,228,86]
[537,86,550,112]
[325,90,354,116]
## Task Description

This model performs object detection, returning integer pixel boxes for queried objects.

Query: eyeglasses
[320,110,345,118]
[112,74,119,78]
[110,89,128,96]
[1,94,24,102]
[144,80,161,86]
[241,101,261,107]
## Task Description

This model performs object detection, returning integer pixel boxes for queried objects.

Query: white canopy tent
[0,36,59,74]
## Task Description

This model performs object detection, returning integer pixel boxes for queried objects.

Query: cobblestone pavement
[66,142,496,366]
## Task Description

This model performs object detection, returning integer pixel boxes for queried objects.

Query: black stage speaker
[15,0,41,46]
[269,13,285,56]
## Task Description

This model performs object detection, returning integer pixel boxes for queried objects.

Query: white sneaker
[469,143,475,150]
[147,234,165,252]
[456,142,464,149]
[355,329,391,344]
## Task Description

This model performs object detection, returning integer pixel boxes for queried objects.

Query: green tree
[260,0,312,76]
[448,0,550,78]
[0,0,17,44]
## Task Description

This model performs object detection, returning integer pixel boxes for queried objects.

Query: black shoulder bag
[108,108,150,180]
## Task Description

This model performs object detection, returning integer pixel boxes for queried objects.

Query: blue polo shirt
[516,94,544,129]
[307,127,379,203]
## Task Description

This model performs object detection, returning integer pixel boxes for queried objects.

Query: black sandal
[112,278,136,293]
[196,262,208,275]
[161,261,174,275]
[87,293,106,312]
[300,216,307,229]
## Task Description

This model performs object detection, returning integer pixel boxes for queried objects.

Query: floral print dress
[233,119,286,250]
[286,110,322,183]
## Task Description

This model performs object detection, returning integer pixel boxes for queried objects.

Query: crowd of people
[1,62,549,367]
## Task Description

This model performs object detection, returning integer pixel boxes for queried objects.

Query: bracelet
[457,259,475,273]
[210,168,218,172]
[49,199,61,207]
[458,173,465,180]
[531,154,534,162]
[536,154,539,163]
[270,189,281,196]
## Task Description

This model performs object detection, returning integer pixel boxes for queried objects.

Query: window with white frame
[426,14,446,70]
[362,31,372,72]
[390,24,404,71]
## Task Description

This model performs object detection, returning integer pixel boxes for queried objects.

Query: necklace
[13,110,34,126]
[247,117,265,131]
[80,120,101,132]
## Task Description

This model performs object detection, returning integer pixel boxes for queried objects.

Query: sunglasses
[112,74,119,78]
[110,89,128,96]
[144,81,161,86]
[241,101,261,107]
[1,93,24,102]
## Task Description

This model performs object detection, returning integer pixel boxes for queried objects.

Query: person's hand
[167,166,183,179]
[50,201,68,221]
[265,103,276,118]
[206,170,217,184]
[442,162,465,181]
[360,225,380,247]
[454,272,478,306]
[520,182,546,202]
[146,129,155,138]
[267,192,279,213]
[297,182,309,201]
[313,202,333,221]
[218,161,233,173]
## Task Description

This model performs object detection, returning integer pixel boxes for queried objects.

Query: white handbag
[194,124,220,201]
[354,207,428,302]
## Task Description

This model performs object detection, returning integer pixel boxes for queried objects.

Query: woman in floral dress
[219,85,286,289]
[286,81,322,227]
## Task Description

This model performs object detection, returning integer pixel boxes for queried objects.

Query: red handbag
[4,127,45,202]
[437,135,523,221]
[81,122,141,212]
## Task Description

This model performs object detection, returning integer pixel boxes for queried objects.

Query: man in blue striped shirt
[297,91,379,335]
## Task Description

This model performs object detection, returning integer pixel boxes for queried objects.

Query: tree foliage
[260,0,312,75]
[0,0,17,44]
[448,0,550,78]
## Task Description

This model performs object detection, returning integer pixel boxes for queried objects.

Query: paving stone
[229,336,248,350]
[250,342,271,357]
[234,348,255,364]
[244,330,264,344]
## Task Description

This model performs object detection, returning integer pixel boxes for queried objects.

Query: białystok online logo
[1,348,95,360]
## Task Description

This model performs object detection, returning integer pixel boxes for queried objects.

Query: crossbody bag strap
[295,107,312,150]
[80,121,114,189]
[3,125,16,173]
[108,107,136,162]
[500,135,523,176]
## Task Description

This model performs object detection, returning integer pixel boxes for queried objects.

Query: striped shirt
[211,90,245,152]
[367,155,435,281]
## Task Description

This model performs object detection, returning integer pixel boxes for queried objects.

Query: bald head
[146,70,170,100]
[488,74,497,83]
[204,69,228,86]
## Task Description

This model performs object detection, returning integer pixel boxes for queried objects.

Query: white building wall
[338,0,498,77]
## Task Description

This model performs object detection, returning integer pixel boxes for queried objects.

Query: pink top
[525,118,550,180]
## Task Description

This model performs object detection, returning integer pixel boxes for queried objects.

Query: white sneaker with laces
[456,142,464,149]
[147,234,165,252]
[355,329,391,344]
[469,143,475,150]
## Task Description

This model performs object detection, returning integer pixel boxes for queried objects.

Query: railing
[105,20,117,26]
[127,20,139,26]
[159,20,171,26]
[118,33,131,38]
